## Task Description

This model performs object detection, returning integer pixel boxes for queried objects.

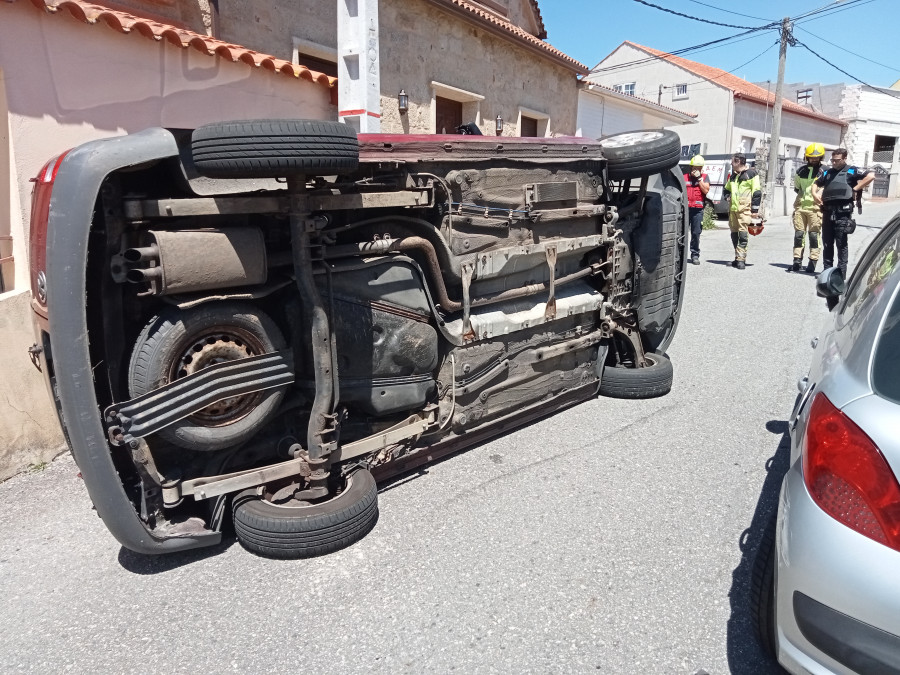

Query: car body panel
[776,211,900,673]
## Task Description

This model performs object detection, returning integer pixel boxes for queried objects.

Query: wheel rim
[167,325,267,427]
[601,131,665,148]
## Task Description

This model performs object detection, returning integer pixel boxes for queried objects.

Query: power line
[588,28,771,75]
[795,0,876,23]
[796,25,900,74]
[795,40,900,98]
[630,0,777,30]
[683,1,774,22]
[791,0,868,21]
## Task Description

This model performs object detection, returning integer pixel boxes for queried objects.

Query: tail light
[803,393,900,550]
[29,151,70,311]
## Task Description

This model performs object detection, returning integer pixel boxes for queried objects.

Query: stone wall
[377,0,578,135]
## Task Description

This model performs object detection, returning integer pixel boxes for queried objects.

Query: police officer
[722,153,761,270]
[683,155,710,265]
[811,148,875,277]
[791,143,825,273]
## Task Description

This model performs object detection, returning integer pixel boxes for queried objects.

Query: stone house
[209,0,588,136]
[0,0,336,479]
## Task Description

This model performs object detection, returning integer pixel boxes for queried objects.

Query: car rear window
[873,256,900,405]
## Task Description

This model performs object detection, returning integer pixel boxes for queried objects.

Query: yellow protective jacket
[724,168,761,214]
[793,164,822,210]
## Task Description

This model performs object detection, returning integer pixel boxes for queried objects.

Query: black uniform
[815,165,869,277]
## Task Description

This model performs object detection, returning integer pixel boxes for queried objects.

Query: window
[797,88,812,105]
[293,38,338,78]
[674,83,688,100]
[613,84,623,93]
[623,82,635,97]
[785,144,801,159]
[740,136,755,153]
[873,135,897,163]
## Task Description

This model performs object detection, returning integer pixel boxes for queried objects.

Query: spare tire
[600,129,682,181]
[191,119,359,178]
[128,303,288,451]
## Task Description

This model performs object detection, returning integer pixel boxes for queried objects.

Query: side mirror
[816,267,845,310]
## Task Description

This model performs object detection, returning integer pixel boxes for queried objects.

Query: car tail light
[29,151,70,310]
[803,393,900,550]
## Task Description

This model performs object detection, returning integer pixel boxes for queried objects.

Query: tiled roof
[11,0,336,90]
[582,81,698,119]
[527,0,546,39]
[623,41,846,127]
[427,0,588,74]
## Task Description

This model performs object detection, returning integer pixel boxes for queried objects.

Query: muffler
[122,228,267,295]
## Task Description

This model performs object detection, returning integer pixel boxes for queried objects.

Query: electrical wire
[795,25,900,73]
[683,0,773,22]
[795,40,900,98]
[630,0,777,30]
[791,0,869,21]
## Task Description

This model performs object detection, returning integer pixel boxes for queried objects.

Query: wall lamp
[495,114,503,135]
[398,89,408,114]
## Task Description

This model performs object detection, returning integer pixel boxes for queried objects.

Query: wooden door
[435,97,462,134]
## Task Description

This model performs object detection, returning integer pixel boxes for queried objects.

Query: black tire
[600,129,682,181]
[128,302,288,451]
[191,119,359,178]
[232,469,379,559]
[599,352,673,399]
[751,513,779,659]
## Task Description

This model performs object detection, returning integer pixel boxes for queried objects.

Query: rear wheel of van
[191,119,359,178]
[232,469,379,559]
[600,129,682,181]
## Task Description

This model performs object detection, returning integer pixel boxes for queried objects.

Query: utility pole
[764,16,793,219]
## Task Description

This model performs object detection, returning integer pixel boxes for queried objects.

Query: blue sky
[540,0,899,88]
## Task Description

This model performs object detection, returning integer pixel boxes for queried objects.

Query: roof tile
[432,0,587,73]
[624,41,846,126]
[10,0,336,90]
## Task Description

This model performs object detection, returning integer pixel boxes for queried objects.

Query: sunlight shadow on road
[726,418,794,674]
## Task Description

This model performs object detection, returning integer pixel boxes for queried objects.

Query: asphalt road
[2,199,898,674]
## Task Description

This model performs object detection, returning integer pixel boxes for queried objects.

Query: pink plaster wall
[1,2,335,289]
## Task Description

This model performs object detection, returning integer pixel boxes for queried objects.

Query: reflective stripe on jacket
[793,164,822,210]
[724,168,761,213]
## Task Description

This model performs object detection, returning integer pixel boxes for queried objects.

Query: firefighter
[722,153,762,270]
[811,148,875,278]
[791,143,825,273]
[683,155,710,265]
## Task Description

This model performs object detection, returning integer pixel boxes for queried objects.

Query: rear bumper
[776,462,900,674]
[45,128,219,554]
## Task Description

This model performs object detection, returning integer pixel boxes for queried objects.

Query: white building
[576,81,697,138]
[586,42,847,214]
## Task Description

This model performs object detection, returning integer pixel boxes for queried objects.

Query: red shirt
[683,172,709,209]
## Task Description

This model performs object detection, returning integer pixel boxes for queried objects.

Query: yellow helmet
[805,143,825,160]
[689,155,705,167]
